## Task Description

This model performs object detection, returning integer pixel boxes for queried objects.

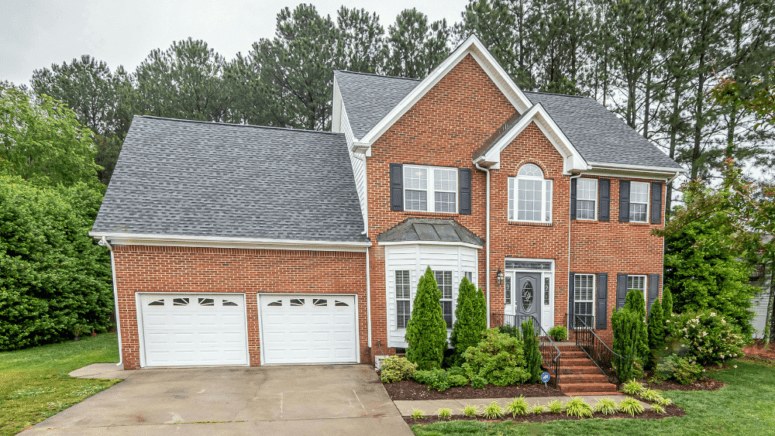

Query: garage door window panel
[173,298,189,306]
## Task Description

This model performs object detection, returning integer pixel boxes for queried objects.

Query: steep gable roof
[92,116,368,244]
[334,71,420,139]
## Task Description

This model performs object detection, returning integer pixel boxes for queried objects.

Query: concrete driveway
[24,365,412,435]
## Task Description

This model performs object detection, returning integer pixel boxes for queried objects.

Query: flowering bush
[667,310,746,365]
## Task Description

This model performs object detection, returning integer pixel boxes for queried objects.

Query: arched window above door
[509,163,553,223]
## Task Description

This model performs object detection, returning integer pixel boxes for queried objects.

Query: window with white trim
[396,270,411,329]
[574,274,595,328]
[403,165,457,213]
[576,179,597,220]
[508,164,553,223]
[630,182,650,223]
[505,275,512,305]
[435,270,453,329]
[627,275,648,305]
[465,271,475,286]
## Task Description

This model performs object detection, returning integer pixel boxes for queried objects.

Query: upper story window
[627,275,647,306]
[630,182,650,223]
[508,164,553,223]
[576,178,597,220]
[404,165,458,213]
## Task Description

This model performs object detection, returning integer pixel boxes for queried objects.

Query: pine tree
[451,277,486,364]
[521,318,543,383]
[624,289,649,361]
[646,299,665,369]
[405,266,448,370]
[383,8,451,78]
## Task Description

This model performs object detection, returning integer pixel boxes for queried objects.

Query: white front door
[259,295,358,365]
[139,293,248,367]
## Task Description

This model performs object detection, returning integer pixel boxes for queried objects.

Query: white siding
[333,80,368,232]
[752,291,771,339]
[385,244,479,348]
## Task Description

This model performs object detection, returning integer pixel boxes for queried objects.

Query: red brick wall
[365,54,665,351]
[112,245,367,369]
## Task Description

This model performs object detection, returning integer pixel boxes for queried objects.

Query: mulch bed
[643,374,725,392]
[741,342,775,364]
[403,404,685,426]
[385,379,565,401]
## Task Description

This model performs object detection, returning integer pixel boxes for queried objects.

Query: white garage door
[259,295,357,364]
[139,294,248,367]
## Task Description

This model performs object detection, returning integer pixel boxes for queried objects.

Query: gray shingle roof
[376,218,484,247]
[92,116,368,243]
[523,92,681,169]
[335,70,681,170]
[334,70,420,139]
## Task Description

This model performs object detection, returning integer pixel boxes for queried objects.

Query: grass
[411,359,775,435]
[0,333,121,436]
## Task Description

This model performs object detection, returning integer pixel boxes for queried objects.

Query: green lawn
[411,360,775,436]
[0,333,121,436]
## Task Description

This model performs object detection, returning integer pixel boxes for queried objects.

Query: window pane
[198,298,215,306]
[544,277,550,305]
[397,300,410,328]
[505,276,512,304]
[518,163,543,177]
[396,270,411,299]
[405,190,427,211]
[435,191,456,213]
[630,204,647,222]
[173,298,189,306]
[404,167,427,190]
[517,179,543,221]
[545,180,553,222]
[631,182,649,203]
[508,178,515,220]
[577,179,597,201]
[441,301,453,329]
[577,200,595,220]
[434,169,456,192]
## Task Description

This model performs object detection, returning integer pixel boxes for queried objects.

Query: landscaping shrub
[0,177,112,350]
[612,308,645,382]
[531,405,546,414]
[482,401,505,419]
[667,309,746,365]
[497,324,520,338]
[547,400,564,414]
[462,329,530,386]
[411,408,426,419]
[593,398,617,415]
[463,404,479,417]
[624,289,650,360]
[436,408,452,419]
[521,318,542,383]
[641,389,664,403]
[413,368,468,391]
[655,354,703,384]
[450,276,487,365]
[565,397,593,418]
[647,299,666,369]
[470,375,487,389]
[652,403,666,414]
[506,396,529,417]
[548,326,568,341]
[662,287,674,317]
[379,356,417,383]
[618,397,644,416]
[621,380,646,396]
[405,267,448,370]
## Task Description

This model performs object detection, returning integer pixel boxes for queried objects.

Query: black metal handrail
[572,314,622,385]
[491,313,561,388]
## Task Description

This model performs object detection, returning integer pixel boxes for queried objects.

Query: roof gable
[92,116,368,243]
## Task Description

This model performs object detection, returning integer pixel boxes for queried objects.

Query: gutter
[98,236,122,368]
[475,163,491,328]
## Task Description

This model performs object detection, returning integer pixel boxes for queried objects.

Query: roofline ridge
[135,115,343,136]
[334,70,422,82]
[523,90,585,99]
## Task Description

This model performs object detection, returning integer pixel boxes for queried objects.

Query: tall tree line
[29,1,774,204]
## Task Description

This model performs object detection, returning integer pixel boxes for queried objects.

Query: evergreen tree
[521,318,543,383]
[474,286,488,333]
[451,277,487,364]
[662,287,674,317]
[336,7,386,73]
[647,299,665,369]
[383,8,451,78]
[612,308,643,381]
[624,289,650,361]
[405,267,448,370]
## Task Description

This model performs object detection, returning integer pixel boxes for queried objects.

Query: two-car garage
[137,293,358,368]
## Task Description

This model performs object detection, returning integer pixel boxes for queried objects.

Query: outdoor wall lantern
[496,269,504,286]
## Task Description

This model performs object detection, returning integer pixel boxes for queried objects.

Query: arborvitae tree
[662,287,674,317]
[612,308,643,382]
[521,318,543,383]
[647,299,665,369]
[451,277,486,364]
[405,266,448,370]
[474,286,488,333]
[624,289,649,361]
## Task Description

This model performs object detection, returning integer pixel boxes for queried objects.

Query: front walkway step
[558,382,619,394]
[561,366,605,375]
[556,374,610,383]
[561,358,596,367]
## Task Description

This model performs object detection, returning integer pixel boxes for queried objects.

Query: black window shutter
[651,182,663,224]
[390,163,403,211]
[570,179,577,220]
[596,273,608,329]
[616,273,628,309]
[619,180,630,222]
[459,168,472,215]
[648,274,660,315]
[568,272,576,327]
[599,179,610,222]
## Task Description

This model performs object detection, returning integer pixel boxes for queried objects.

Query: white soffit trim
[480,104,589,174]
[89,232,371,252]
[378,241,484,250]
[588,162,688,174]
[357,35,532,147]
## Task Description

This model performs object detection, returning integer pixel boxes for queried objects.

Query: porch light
[496,269,504,286]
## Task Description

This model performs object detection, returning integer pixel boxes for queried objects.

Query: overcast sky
[1,0,468,87]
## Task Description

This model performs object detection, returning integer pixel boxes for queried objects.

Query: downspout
[475,163,491,328]
[568,173,582,328]
[99,236,122,368]
[354,151,372,350]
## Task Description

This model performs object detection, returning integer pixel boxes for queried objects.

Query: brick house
[91,36,684,370]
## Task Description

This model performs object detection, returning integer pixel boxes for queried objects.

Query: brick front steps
[551,343,621,396]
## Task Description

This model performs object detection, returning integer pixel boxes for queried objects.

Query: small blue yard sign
[541,372,550,387]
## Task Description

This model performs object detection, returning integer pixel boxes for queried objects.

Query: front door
[515,273,541,327]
